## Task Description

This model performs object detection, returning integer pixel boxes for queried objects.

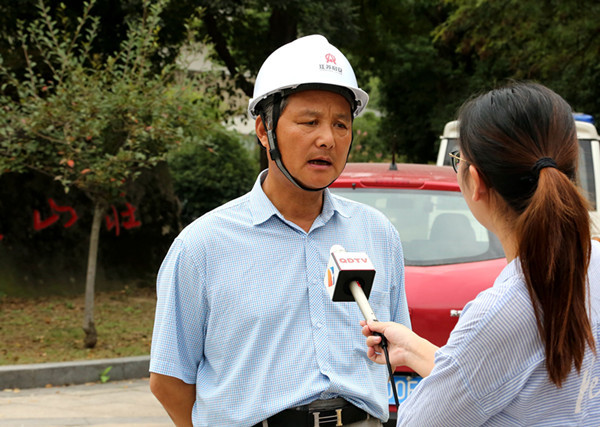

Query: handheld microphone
[324,244,400,410]
[325,244,378,321]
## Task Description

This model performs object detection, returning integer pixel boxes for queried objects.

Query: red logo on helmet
[325,53,336,65]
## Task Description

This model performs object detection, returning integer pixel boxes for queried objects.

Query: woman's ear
[468,164,489,202]
[255,116,269,149]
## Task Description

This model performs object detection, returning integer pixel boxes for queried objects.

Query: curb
[0,355,150,389]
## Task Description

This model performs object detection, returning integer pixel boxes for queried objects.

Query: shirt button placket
[305,235,331,376]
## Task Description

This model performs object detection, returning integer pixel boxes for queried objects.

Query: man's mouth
[309,159,332,166]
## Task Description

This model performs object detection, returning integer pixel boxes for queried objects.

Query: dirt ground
[0,286,157,365]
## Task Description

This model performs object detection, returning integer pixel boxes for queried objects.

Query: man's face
[272,90,353,190]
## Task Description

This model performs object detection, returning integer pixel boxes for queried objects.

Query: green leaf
[99,366,112,383]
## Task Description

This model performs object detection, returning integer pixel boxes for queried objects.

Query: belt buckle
[312,408,343,426]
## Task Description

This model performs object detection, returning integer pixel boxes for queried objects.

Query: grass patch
[0,286,156,365]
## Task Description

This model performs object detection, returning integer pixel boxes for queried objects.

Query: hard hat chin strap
[267,128,327,192]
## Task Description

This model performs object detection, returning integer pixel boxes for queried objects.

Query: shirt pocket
[368,289,391,322]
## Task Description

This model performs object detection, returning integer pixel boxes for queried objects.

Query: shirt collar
[249,170,279,226]
[248,170,351,227]
[323,186,350,220]
[494,257,523,286]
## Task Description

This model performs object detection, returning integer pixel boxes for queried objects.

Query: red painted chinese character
[33,209,59,230]
[33,198,78,231]
[120,202,141,230]
[105,205,121,236]
[48,198,78,228]
[105,202,141,236]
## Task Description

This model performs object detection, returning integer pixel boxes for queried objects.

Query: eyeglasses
[449,150,467,173]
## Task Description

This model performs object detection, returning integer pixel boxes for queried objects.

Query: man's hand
[361,320,439,378]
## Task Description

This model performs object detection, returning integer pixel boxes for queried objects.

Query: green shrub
[169,128,258,225]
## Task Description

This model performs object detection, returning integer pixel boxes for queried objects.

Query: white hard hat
[248,34,369,119]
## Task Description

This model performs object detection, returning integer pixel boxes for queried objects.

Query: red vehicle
[329,162,507,424]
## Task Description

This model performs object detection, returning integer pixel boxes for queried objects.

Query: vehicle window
[441,138,458,167]
[578,139,596,210]
[330,188,505,266]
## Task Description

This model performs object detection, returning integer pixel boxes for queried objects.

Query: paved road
[0,377,172,427]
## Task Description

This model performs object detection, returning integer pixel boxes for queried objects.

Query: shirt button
[315,322,323,328]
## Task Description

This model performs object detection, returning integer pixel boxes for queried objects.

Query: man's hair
[257,96,289,130]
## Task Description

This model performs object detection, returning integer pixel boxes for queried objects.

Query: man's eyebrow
[296,109,352,120]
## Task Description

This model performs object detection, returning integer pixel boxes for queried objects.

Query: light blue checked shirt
[150,171,410,427]
[397,240,600,426]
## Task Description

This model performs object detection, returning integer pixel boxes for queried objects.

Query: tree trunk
[83,201,103,348]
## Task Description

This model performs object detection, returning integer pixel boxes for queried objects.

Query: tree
[343,0,460,163]
[0,0,196,76]
[169,128,258,226]
[186,0,358,97]
[433,0,600,119]
[0,0,224,347]
[9,0,595,170]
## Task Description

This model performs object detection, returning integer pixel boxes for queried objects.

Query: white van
[436,119,600,237]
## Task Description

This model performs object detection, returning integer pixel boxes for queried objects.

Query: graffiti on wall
[0,198,142,240]
[33,198,79,230]
[104,202,142,236]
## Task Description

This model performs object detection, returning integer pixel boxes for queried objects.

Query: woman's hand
[361,320,439,378]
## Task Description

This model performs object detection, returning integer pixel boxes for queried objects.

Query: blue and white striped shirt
[397,240,600,426]
[150,171,410,427]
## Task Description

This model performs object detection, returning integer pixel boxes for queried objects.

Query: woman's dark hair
[458,81,594,387]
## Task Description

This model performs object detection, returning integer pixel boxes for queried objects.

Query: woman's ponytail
[517,166,592,386]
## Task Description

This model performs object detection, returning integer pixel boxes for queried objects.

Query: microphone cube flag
[325,250,376,302]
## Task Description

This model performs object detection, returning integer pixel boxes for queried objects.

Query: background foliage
[177,0,600,162]
[5,0,600,166]
[2,0,600,301]
[0,0,257,309]
[168,128,258,226]
[0,0,225,198]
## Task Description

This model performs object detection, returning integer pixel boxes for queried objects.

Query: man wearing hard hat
[149,34,410,427]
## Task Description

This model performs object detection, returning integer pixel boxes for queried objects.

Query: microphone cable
[375,332,399,411]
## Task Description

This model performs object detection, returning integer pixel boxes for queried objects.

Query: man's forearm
[150,372,196,426]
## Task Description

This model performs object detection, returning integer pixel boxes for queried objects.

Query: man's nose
[316,124,336,149]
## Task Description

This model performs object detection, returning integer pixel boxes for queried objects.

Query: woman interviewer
[363,82,600,425]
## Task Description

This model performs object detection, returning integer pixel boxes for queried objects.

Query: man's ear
[255,116,269,149]
[468,164,489,202]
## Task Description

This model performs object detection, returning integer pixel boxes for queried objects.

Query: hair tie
[531,157,557,178]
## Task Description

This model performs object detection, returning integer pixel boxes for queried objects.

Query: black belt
[256,398,371,426]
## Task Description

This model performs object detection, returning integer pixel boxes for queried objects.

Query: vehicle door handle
[450,309,462,317]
